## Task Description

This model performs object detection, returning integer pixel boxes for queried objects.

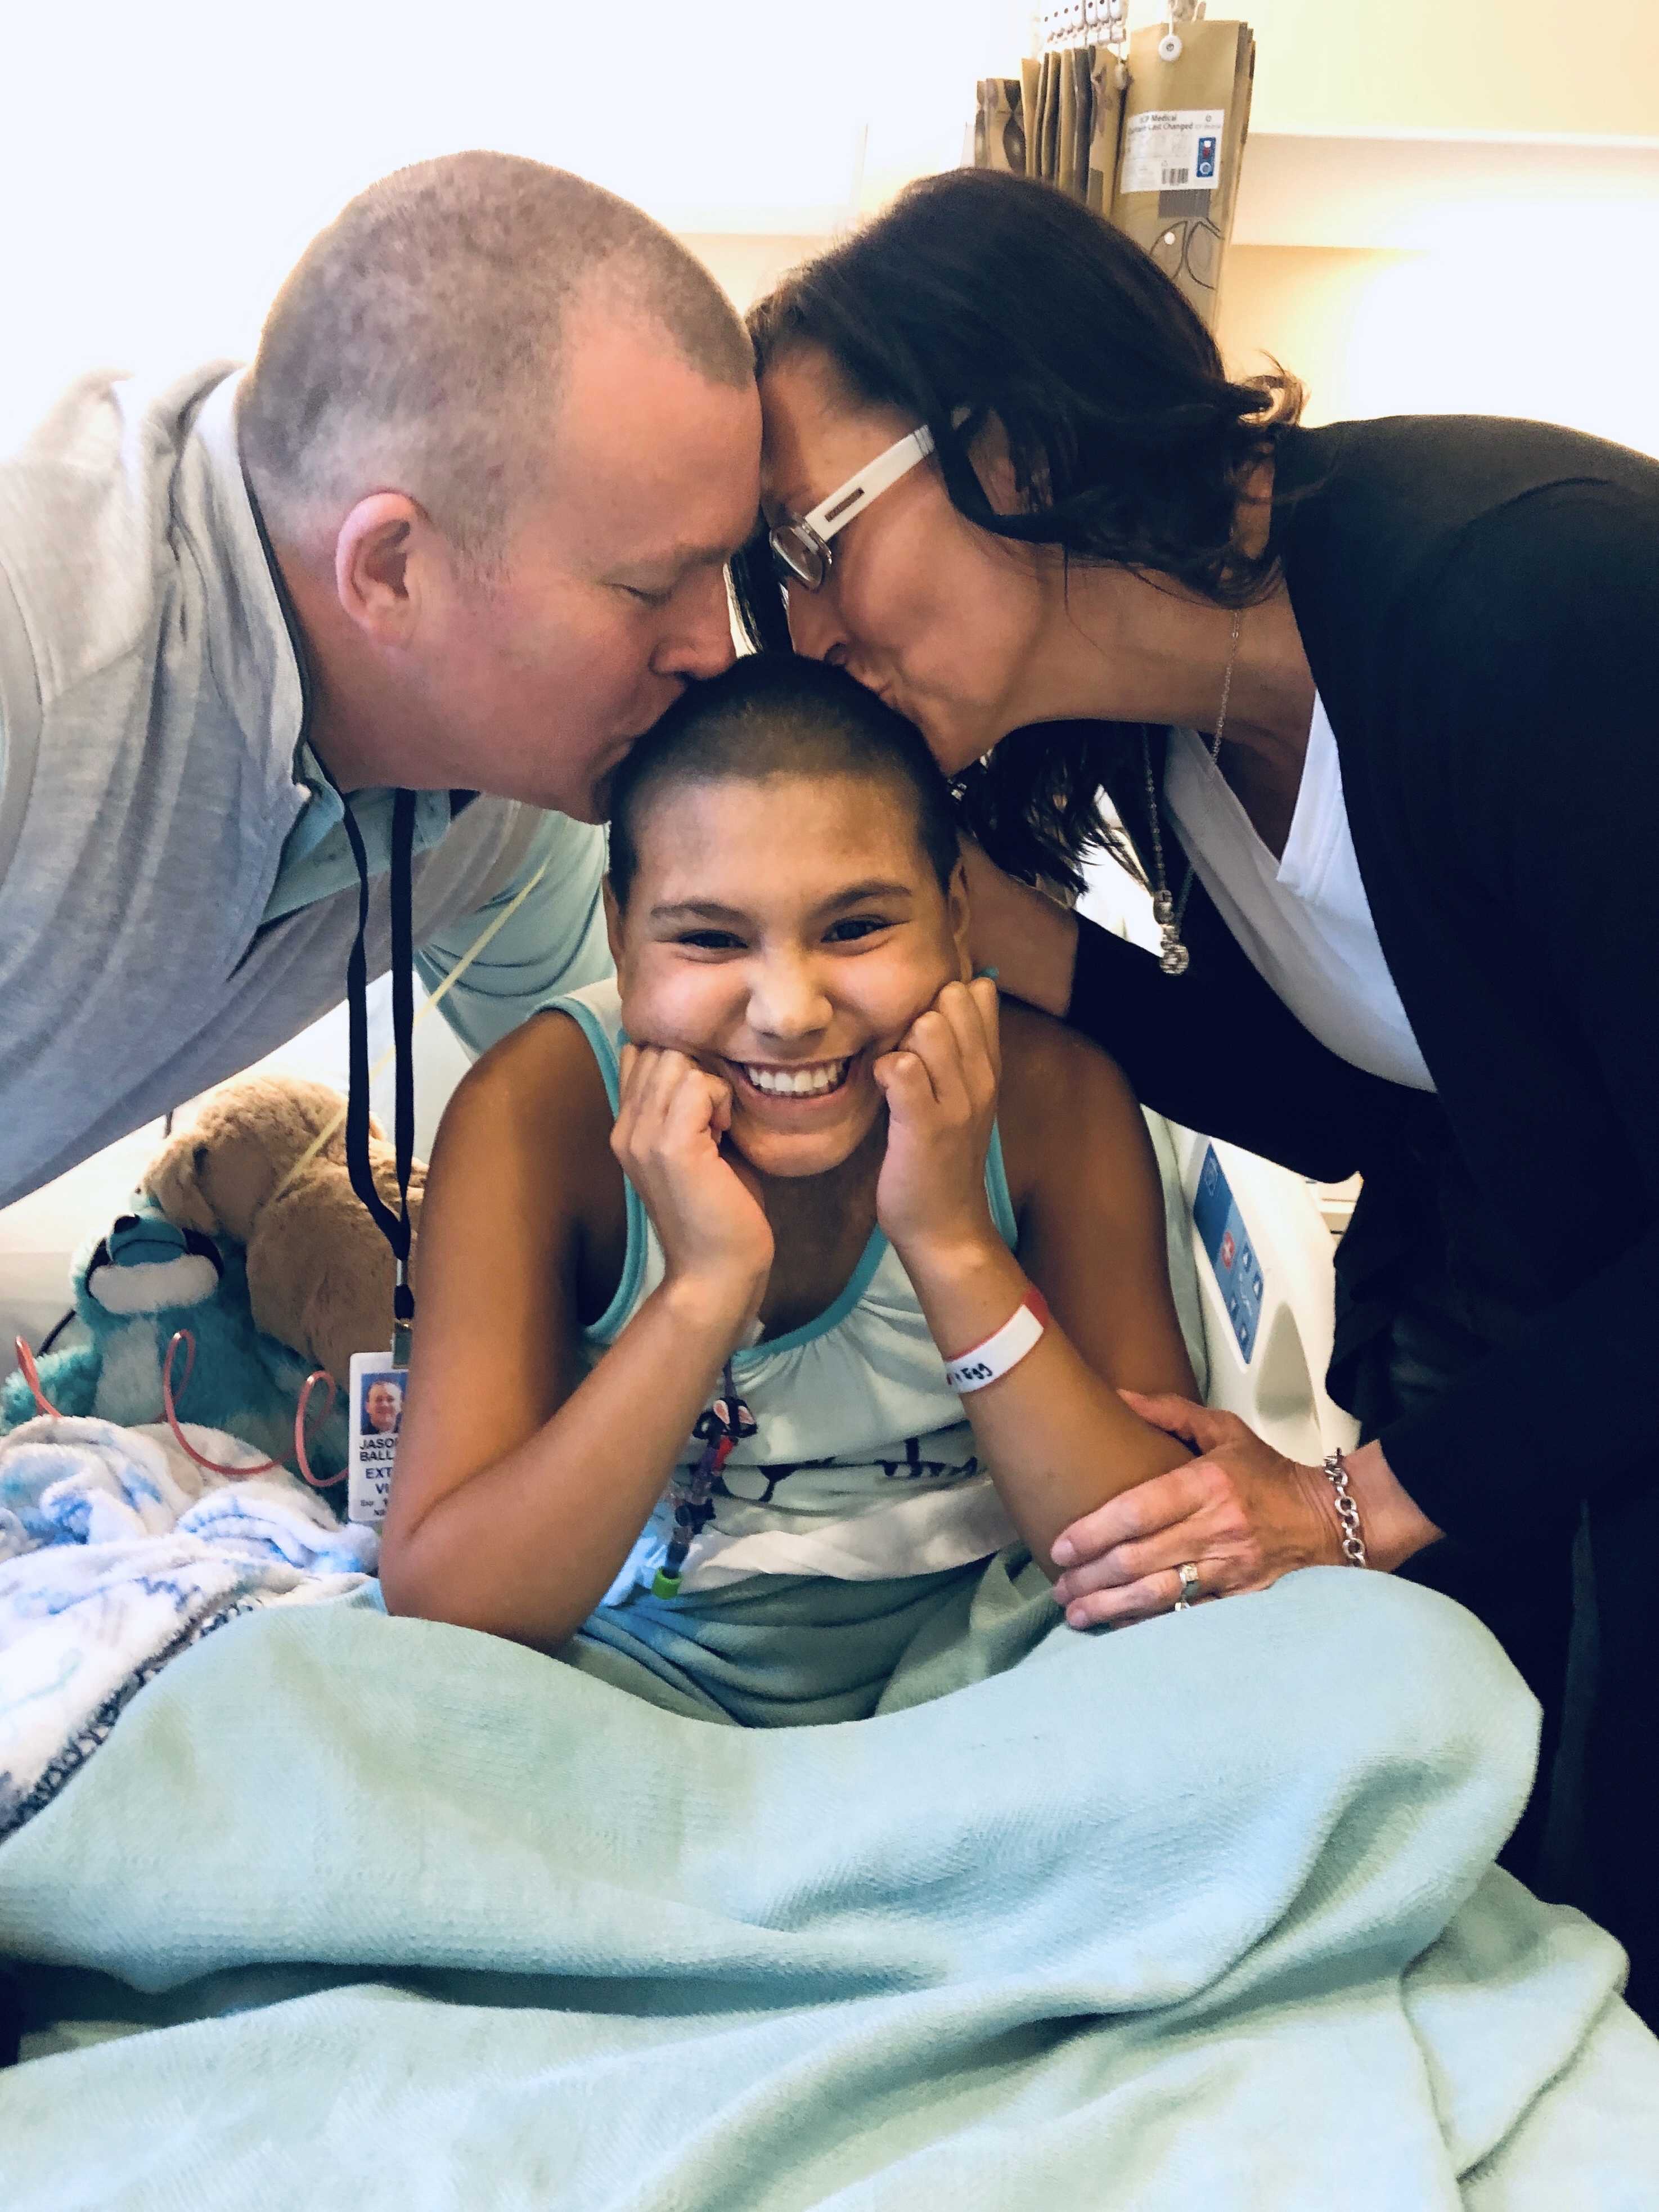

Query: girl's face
[758,348,1056,777]
[609,771,970,1180]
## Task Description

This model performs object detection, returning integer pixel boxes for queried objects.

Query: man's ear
[333,493,439,646]
[603,878,627,984]
[946,855,974,982]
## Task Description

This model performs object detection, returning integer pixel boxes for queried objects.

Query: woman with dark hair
[735,165,1659,2022]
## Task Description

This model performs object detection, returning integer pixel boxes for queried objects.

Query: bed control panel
[1192,1144,1264,1363]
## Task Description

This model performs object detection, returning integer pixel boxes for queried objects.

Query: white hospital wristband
[943,1288,1050,1395]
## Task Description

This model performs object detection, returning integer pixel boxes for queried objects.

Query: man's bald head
[238,151,752,560]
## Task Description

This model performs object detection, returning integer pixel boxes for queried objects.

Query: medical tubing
[12,1328,336,1482]
[37,1309,75,1358]
[291,1369,339,1488]
[159,1329,336,1483]
[13,1336,60,1419]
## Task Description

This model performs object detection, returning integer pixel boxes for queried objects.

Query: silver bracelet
[1322,1449,1369,1568]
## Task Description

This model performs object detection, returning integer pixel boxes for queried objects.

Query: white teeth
[743,1058,849,1098]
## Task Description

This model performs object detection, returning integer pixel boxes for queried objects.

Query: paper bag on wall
[1038,52,1062,183]
[976,78,1027,174]
[1086,47,1127,215]
[1109,19,1255,329]
[1069,47,1095,199]
[1056,48,1081,195]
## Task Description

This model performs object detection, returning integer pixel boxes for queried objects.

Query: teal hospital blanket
[2,1566,1656,2207]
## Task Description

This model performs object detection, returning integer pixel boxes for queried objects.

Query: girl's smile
[731,1051,855,1102]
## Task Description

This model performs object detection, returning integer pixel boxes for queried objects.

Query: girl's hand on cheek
[873,978,1001,1267]
[613,1044,774,1333]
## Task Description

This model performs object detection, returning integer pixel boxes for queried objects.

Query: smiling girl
[381,657,1193,1720]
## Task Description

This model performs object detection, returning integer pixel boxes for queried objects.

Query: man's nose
[656,566,738,682]
[748,952,831,1040]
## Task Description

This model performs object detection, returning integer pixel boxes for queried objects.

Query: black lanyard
[334,783,419,1364]
[241,473,419,1358]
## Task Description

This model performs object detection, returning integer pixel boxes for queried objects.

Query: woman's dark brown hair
[732,167,1302,892]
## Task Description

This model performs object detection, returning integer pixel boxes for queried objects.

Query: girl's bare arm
[381,1017,768,1651]
[876,988,1193,1579]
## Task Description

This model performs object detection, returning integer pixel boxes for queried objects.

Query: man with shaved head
[0,152,760,1206]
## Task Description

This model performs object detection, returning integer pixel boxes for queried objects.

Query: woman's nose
[785,579,848,664]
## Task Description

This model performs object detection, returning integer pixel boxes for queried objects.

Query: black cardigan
[1062,415,1659,1543]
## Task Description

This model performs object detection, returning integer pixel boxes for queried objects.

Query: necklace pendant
[1158,929,1191,977]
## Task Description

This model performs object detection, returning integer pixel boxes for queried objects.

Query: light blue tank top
[550,981,1022,1596]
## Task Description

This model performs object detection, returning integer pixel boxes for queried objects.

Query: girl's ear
[946,856,973,982]
[603,879,627,985]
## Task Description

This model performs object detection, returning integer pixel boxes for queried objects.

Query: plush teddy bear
[0,1194,347,1481]
[143,1074,425,1388]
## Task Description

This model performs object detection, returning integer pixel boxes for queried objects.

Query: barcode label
[1120,107,1225,196]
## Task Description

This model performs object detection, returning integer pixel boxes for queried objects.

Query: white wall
[1216,229,1659,458]
[1234,0,1659,137]
[0,0,1027,454]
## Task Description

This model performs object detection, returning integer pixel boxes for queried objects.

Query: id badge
[348,1350,407,1526]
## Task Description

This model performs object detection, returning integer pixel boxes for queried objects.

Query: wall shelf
[1233,127,1659,250]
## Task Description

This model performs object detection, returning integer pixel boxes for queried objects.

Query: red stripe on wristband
[943,1286,1050,1395]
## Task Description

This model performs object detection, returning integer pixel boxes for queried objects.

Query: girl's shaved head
[607,657,962,909]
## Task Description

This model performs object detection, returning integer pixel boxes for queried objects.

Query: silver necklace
[1141,608,1243,977]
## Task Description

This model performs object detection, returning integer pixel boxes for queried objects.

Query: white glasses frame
[768,425,936,591]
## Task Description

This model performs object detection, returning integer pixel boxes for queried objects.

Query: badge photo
[348,1350,407,1526]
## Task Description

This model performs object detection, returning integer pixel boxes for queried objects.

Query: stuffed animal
[0,1195,347,1480]
[143,1074,425,1388]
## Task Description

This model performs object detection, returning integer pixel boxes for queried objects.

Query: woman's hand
[959,839,1078,1019]
[1049,1393,1443,1626]
[873,977,1001,1266]
[613,1044,774,1333]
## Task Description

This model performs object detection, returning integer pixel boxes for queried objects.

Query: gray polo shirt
[0,362,610,1207]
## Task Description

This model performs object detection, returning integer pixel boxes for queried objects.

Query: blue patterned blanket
[0,1415,374,1835]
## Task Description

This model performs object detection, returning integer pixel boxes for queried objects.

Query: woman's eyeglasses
[768,425,935,592]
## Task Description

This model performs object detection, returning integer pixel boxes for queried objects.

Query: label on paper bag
[348,1350,407,1525]
[1120,107,1224,195]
